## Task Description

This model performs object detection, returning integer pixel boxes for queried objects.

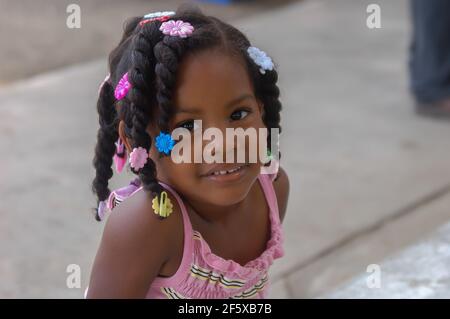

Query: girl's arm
[86,190,181,298]
[273,166,290,223]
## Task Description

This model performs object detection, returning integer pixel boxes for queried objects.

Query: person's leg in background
[409,0,450,118]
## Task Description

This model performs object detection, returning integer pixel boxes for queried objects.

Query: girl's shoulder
[107,184,183,232]
[88,185,184,297]
[104,184,184,261]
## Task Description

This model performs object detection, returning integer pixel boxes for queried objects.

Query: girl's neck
[183,192,251,228]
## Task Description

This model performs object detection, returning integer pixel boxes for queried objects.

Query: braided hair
[91,5,282,221]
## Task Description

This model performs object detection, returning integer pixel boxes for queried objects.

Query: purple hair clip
[114,72,131,100]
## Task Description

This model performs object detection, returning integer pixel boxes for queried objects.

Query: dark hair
[91,4,282,221]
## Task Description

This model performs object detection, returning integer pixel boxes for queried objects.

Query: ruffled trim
[194,223,284,279]
[169,272,269,299]
[191,174,284,278]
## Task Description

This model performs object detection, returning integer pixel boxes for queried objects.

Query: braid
[154,36,189,132]
[127,22,165,196]
[258,68,282,160]
[91,81,118,221]
[91,16,142,221]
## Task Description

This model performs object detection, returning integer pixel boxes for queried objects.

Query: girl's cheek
[167,162,196,181]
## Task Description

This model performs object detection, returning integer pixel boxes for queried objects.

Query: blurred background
[1,0,449,298]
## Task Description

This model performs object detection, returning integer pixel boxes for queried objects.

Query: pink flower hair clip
[129,146,149,171]
[114,72,131,100]
[160,20,194,38]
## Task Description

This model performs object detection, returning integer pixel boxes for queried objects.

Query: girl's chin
[203,176,256,206]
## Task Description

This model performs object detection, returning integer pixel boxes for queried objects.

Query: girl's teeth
[211,166,243,176]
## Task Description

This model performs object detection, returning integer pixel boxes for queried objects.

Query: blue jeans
[409,0,450,103]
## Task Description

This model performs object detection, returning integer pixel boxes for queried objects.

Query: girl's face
[148,48,266,207]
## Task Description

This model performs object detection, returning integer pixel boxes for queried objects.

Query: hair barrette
[160,20,194,38]
[114,72,131,100]
[247,46,274,74]
[129,146,148,170]
[113,138,127,173]
[152,191,173,218]
[155,131,175,155]
[140,15,172,26]
[143,11,175,19]
[140,11,175,26]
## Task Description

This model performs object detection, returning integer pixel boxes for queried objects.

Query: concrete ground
[325,221,450,299]
[0,0,297,85]
[1,0,450,298]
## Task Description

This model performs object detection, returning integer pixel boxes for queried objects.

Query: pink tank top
[101,172,284,299]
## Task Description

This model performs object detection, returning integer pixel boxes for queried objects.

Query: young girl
[87,4,289,299]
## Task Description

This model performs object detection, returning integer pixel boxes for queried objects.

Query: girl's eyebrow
[175,93,254,114]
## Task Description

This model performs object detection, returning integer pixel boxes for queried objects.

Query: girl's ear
[118,120,132,153]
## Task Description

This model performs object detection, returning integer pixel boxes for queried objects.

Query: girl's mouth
[202,163,251,183]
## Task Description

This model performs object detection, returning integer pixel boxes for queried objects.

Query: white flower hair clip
[143,11,175,19]
[247,46,274,75]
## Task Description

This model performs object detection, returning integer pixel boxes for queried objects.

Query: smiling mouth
[209,165,246,176]
[202,163,251,182]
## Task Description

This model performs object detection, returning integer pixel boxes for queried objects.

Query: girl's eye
[177,120,199,131]
[230,109,250,121]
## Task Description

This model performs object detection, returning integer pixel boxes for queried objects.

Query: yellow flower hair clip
[152,191,173,218]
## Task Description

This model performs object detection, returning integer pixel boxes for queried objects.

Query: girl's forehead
[174,49,254,109]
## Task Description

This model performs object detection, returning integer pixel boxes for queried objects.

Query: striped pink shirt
[97,172,284,299]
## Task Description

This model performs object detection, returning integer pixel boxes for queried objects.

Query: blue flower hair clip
[155,132,175,156]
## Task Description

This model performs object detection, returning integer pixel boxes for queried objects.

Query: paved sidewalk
[0,0,297,85]
[1,0,450,298]
[325,222,450,299]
